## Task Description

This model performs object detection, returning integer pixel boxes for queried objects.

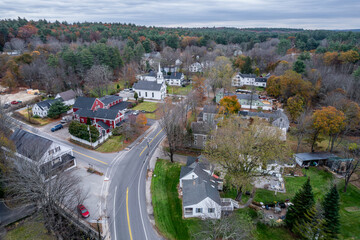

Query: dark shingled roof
[203,105,219,114]
[35,98,62,110]
[73,97,96,109]
[75,108,119,120]
[182,178,221,206]
[191,122,212,135]
[295,152,337,162]
[109,101,132,111]
[164,72,183,80]
[255,77,267,83]
[133,81,163,91]
[99,95,122,105]
[57,89,76,101]
[96,120,110,130]
[10,129,53,161]
[239,73,256,78]
[186,155,210,170]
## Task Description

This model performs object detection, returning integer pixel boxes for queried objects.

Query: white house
[232,73,269,88]
[32,99,62,118]
[133,63,167,100]
[55,89,76,106]
[182,178,222,219]
[9,129,76,178]
[164,72,184,86]
[189,62,203,73]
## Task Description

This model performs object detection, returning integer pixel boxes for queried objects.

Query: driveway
[0,201,35,227]
[39,119,71,141]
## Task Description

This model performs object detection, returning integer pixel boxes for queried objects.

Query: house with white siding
[232,73,270,88]
[32,98,62,118]
[55,89,76,106]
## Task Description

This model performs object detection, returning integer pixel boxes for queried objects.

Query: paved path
[0,201,35,227]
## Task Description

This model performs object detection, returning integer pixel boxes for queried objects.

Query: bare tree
[10,38,25,53]
[4,150,88,238]
[85,64,112,97]
[161,47,180,67]
[291,110,313,153]
[160,100,187,162]
[343,144,360,192]
[21,61,41,88]
[194,212,254,240]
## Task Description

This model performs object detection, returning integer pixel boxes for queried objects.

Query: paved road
[106,123,165,240]
[8,113,165,239]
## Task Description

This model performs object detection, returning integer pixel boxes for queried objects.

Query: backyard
[15,108,55,126]
[151,159,200,240]
[167,84,192,95]
[132,101,161,119]
[5,215,55,240]
[95,135,127,153]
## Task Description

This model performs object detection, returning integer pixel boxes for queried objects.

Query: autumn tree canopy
[219,95,241,115]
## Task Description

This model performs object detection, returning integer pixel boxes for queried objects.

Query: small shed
[294,152,338,167]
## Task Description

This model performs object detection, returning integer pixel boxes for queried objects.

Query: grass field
[5,216,55,240]
[253,167,360,239]
[18,109,54,126]
[133,101,158,112]
[90,81,125,97]
[96,135,127,153]
[167,85,192,95]
[151,159,201,240]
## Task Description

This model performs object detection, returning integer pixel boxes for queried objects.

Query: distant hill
[333,29,360,32]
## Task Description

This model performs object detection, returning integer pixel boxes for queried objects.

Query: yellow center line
[73,150,108,165]
[139,128,163,157]
[126,187,133,240]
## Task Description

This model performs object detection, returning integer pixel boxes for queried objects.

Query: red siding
[91,99,104,110]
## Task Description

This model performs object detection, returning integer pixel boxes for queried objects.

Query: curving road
[105,123,165,240]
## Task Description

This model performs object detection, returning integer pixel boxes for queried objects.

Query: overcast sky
[1,0,359,30]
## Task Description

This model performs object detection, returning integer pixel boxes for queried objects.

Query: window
[139,91,141,96]
[203,136,206,140]
[55,146,61,152]
[208,208,215,213]
[152,92,154,98]
[185,208,193,215]
[145,92,148,97]
[48,149,54,155]
[194,140,197,145]
[52,157,61,165]
[196,208,203,213]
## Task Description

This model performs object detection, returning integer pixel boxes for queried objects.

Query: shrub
[33,115,40,118]
[69,121,99,142]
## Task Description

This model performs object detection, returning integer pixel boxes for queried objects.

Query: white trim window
[196,208,203,213]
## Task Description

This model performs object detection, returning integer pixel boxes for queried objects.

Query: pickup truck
[51,124,63,132]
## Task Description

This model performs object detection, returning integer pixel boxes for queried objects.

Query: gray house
[32,98,62,118]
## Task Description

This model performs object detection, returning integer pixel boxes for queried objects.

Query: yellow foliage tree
[136,113,147,127]
[339,50,360,64]
[219,95,241,115]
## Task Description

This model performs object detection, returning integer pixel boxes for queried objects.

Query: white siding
[183,197,221,219]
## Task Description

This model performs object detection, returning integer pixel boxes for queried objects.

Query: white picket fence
[70,132,112,148]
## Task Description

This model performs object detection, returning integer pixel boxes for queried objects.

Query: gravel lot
[0,91,39,104]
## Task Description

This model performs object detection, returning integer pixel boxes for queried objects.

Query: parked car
[3,103,10,109]
[51,124,63,132]
[17,100,22,103]
[77,204,90,218]
[133,110,139,115]
[11,100,19,104]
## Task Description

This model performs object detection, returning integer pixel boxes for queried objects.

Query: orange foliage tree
[136,113,147,127]
[312,106,346,152]
[219,95,241,115]
[17,24,38,39]
[266,75,281,98]
[339,50,360,64]
[192,75,206,102]
[323,52,339,65]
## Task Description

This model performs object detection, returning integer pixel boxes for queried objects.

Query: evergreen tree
[293,60,306,74]
[322,185,340,239]
[285,178,315,230]
[47,101,69,119]
[134,92,138,101]
[293,205,328,240]
[241,56,253,74]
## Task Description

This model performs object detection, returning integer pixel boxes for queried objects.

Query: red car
[11,100,19,104]
[77,204,90,218]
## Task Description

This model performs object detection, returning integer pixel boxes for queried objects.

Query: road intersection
[9,113,164,240]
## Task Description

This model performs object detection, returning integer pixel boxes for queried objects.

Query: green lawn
[17,109,55,126]
[151,159,201,240]
[167,84,192,95]
[133,101,158,112]
[254,167,360,240]
[96,135,126,153]
[5,216,55,240]
[90,81,125,97]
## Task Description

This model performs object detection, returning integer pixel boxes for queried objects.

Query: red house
[73,96,131,134]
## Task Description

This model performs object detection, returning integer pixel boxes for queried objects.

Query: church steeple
[157,62,164,84]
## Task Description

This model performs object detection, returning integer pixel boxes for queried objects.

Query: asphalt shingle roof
[10,129,53,162]
[182,178,221,206]
[164,72,183,80]
[73,97,96,109]
[35,99,61,110]
[109,101,132,111]
[96,120,110,130]
[57,90,76,101]
[295,152,337,162]
[75,108,119,120]
[203,105,219,114]
[133,81,163,91]
[99,95,122,105]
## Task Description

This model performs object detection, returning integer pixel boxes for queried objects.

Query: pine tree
[293,205,328,240]
[285,178,315,230]
[322,185,340,239]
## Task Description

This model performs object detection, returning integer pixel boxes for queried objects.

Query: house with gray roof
[232,72,270,88]
[10,129,76,178]
[239,109,290,131]
[32,98,62,118]
[182,178,222,219]
[55,89,76,106]
[294,152,338,167]
[164,72,184,86]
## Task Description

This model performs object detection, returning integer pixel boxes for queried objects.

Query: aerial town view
[0,1,360,240]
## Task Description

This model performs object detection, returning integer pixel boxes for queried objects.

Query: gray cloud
[0,0,359,29]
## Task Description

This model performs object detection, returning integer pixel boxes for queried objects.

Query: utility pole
[88,125,92,147]
[27,104,30,122]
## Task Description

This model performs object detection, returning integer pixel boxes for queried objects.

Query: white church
[133,63,167,100]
